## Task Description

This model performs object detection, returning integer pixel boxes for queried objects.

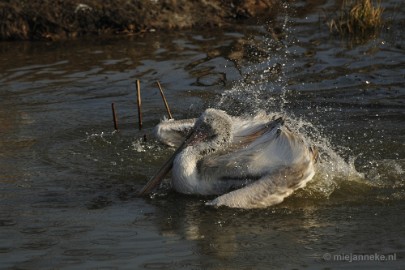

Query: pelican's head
[188,109,233,149]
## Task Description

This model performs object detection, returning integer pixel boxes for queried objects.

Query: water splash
[217,2,365,199]
[362,159,405,188]
[85,131,115,144]
[286,117,364,198]
[218,1,297,114]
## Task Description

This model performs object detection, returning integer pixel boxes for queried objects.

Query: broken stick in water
[136,79,142,130]
[156,81,173,119]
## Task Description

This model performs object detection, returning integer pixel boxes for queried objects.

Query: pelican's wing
[154,118,196,147]
[206,161,316,209]
[231,114,285,147]
[197,118,285,180]
[198,117,315,197]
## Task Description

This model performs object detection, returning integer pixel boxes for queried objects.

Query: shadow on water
[0,0,404,269]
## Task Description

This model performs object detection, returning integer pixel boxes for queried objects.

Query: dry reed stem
[111,102,119,131]
[136,80,142,130]
[156,81,173,119]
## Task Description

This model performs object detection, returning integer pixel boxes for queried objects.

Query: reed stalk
[156,81,173,119]
[136,80,142,130]
[111,102,119,131]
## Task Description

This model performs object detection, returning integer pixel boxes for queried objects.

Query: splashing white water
[217,4,365,198]
[286,117,364,197]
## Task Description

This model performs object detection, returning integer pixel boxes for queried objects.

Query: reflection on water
[0,0,404,269]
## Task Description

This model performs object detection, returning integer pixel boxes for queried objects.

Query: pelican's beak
[138,130,195,196]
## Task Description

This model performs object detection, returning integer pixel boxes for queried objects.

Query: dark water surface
[1,0,404,269]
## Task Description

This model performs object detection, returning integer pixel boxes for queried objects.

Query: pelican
[138,108,318,209]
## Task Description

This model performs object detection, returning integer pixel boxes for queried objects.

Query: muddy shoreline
[0,0,280,41]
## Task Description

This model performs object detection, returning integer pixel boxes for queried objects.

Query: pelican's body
[152,109,318,209]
